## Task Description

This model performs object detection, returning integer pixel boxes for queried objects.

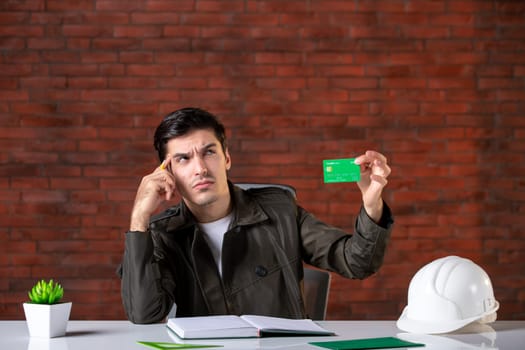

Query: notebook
[167,315,335,339]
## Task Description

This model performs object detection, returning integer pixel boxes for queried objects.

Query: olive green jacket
[119,182,393,324]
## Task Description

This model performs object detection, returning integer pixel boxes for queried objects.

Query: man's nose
[194,156,208,176]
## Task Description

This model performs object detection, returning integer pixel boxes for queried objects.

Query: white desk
[0,320,523,350]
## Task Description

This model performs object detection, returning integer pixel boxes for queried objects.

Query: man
[119,107,393,324]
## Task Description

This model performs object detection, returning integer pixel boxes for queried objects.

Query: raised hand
[129,158,177,232]
[354,150,391,223]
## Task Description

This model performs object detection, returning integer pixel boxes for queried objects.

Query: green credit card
[323,158,361,183]
[137,341,222,349]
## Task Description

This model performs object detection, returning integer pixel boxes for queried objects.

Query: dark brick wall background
[1,0,524,320]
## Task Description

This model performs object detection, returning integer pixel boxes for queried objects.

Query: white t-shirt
[198,212,233,277]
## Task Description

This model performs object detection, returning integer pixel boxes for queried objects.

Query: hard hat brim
[396,301,499,334]
[396,328,498,350]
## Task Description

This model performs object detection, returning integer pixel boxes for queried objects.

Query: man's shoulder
[237,184,295,201]
[235,184,297,209]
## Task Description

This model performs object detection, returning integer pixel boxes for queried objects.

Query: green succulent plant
[28,279,64,304]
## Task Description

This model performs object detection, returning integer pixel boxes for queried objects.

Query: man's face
[165,129,231,209]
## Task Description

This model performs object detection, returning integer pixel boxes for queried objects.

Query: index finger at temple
[159,154,171,171]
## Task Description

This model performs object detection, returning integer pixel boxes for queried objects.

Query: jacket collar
[229,181,269,227]
[162,181,268,231]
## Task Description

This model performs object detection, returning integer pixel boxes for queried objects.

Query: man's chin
[190,193,218,207]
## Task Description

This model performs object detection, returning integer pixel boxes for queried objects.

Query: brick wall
[1,0,524,320]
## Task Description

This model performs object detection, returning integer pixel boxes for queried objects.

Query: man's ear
[225,148,232,171]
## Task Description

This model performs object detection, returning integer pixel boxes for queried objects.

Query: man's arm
[119,230,173,324]
[299,203,393,279]
[119,159,177,323]
[300,150,393,277]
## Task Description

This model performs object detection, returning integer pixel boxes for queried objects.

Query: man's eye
[205,149,216,155]
[175,156,188,163]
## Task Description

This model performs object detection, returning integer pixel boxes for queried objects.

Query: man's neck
[186,191,232,223]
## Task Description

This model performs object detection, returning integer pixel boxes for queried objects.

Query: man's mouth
[193,179,214,190]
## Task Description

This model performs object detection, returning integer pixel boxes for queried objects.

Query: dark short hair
[153,107,227,162]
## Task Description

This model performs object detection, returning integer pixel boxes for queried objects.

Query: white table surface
[0,320,523,350]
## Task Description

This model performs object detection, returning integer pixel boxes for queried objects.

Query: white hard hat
[397,255,499,334]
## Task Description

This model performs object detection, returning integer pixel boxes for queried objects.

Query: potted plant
[23,279,72,338]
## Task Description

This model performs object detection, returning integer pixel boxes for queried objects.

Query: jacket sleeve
[299,202,394,279]
[118,231,173,324]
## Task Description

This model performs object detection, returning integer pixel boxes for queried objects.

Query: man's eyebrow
[202,142,218,150]
[172,143,218,158]
[172,152,189,158]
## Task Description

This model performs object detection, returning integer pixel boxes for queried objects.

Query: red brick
[231,14,280,27]
[179,14,230,26]
[0,267,31,280]
[3,52,39,64]
[515,66,525,76]
[380,78,426,89]
[80,12,128,25]
[119,51,154,64]
[181,90,230,102]
[127,64,177,76]
[437,52,488,64]
[240,140,289,152]
[50,178,99,190]
[0,63,31,76]
[11,254,58,266]
[21,189,68,202]
[62,253,114,265]
[49,64,99,76]
[18,76,66,88]
[307,1,355,12]
[0,37,25,50]
[0,25,44,37]
[430,14,475,25]
[273,12,326,27]
[357,0,405,12]
[255,52,301,64]
[110,77,157,89]
[46,0,93,11]
[12,103,56,114]
[393,191,440,203]
[115,25,164,38]
[0,78,16,90]
[209,77,248,89]
[265,38,317,51]
[477,39,525,53]
[382,140,439,154]
[131,13,179,25]
[94,0,144,11]
[350,25,399,39]
[99,64,125,77]
[11,177,49,189]
[62,25,112,38]
[81,52,118,64]
[145,1,196,12]
[92,38,142,50]
[71,73,110,90]
[0,12,30,24]
[6,241,37,254]
[69,191,107,203]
